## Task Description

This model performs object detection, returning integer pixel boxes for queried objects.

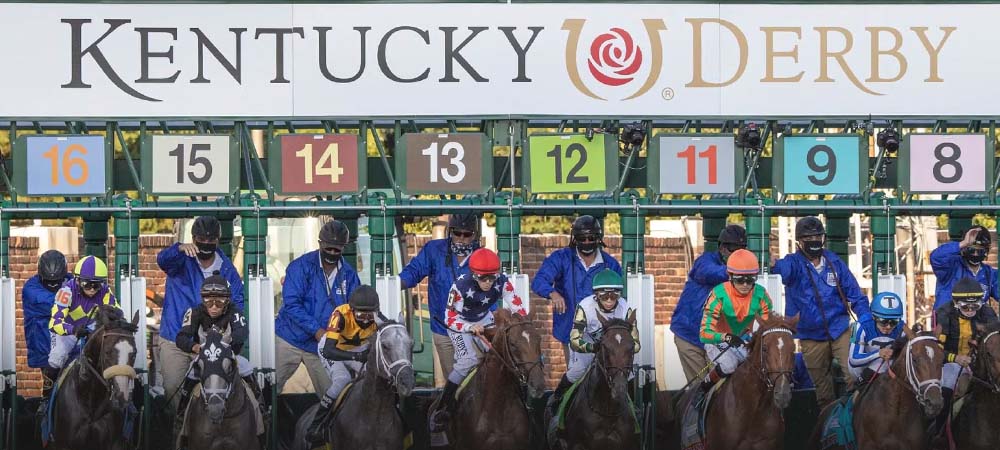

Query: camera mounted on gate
[877,125,900,153]
[619,122,646,148]
[737,122,762,149]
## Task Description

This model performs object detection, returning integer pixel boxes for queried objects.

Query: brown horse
[676,314,799,450]
[808,326,945,450]
[49,305,140,450]
[446,309,546,450]
[551,312,640,450]
[952,322,1000,450]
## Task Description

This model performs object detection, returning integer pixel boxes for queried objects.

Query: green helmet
[592,269,624,291]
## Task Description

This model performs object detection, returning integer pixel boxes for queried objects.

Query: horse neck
[728,340,772,404]
[583,353,628,414]
[478,347,518,401]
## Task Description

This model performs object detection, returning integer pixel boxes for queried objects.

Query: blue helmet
[871,292,904,320]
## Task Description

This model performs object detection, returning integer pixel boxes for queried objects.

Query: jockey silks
[49,278,118,336]
[445,274,526,327]
[700,283,772,345]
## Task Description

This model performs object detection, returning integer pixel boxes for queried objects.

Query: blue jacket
[157,243,244,342]
[22,274,72,368]
[275,251,361,354]
[771,250,872,341]
[531,247,623,343]
[399,238,479,336]
[670,252,729,347]
[930,241,999,309]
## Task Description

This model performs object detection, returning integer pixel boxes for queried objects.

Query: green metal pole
[745,201,772,266]
[0,214,10,450]
[367,193,397,284]
[620,196,647,275]
[495,195,522,274]
[702,213,728,254]
[825,212,851,262]
[82,219,109,260]
[870,196,896,293]
[111,213,139,300]
[219,216,235,259]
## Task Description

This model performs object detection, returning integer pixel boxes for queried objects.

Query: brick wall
[12,235,173,397]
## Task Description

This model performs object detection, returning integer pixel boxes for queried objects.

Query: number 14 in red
[676,145,717,185]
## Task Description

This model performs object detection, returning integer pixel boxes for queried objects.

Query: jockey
[306,285,386,445]
[41,256,119,418]
[173,274,259,427]
[848,292,906,385]
[700,249,773,387]
[934,276,999,432]
[549,269,639,415]
[429,248,527,432]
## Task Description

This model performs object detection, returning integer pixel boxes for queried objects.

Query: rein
[888,335,943,409]
[488,320,544,388]
[588,323,635,418]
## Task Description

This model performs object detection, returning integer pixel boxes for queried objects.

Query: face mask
[800,240,824,258]
[451,241,475,258]
[195,242,217,260]
[577,242,598,255]
[43,280,62,292]
[962,247,987,266]
[321,250,340,265]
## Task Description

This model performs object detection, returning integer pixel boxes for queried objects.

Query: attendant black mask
[195,242,217,260]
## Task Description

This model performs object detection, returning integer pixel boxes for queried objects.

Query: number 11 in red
[676,145,718,185]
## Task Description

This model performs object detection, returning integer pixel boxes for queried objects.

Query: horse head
[895,325,945,417]
[973,321,1000,393]
[749,314,798,410]
[595,311,637,402]
[485,309,546,399]
[196,329,237,424]
[83,305,139,410]
[372,315,415,397]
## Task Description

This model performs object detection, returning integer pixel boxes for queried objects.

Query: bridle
[488,320,544,387]
[198,340,237,408]
[971,330,1000,393]
[891,335,943,410]
[80,327,138,398]
[589,323,635,417]
[374,323,413,388]
[754,327,795,392]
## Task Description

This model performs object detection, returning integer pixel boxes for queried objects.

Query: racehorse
[952,322,1000,450]
[48,305,139,450]
[808,326,944,450]
[550,311,640,450]
[179,329,261,450]
[676,314,799,450]
[291,319,415,450]
[446,309,546,450]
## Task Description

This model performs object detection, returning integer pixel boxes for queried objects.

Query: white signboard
[149,135,232,194]
[0,3,987,117]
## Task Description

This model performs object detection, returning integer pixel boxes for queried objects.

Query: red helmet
[469,248,501,275]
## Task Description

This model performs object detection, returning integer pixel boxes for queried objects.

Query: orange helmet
[726,249,759,275]
[469,248,501,275]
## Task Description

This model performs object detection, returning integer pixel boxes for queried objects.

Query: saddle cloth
[820,392,859,450]
[680,379,726,450]
[179,382,265,439]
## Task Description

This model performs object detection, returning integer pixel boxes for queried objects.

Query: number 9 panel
[268,134,366,195]
[900,134,992,194]
[775,135,867,195]
[141,134,239,196]
[395,133,492,195]
[14,135,111,196]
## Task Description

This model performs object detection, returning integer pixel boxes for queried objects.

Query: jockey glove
[73,326,90,338]
[724,333,745,348]
[353,350,370,362]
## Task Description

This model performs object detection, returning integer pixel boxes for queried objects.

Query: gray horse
[178,329,261,450]
[292,319,415,450]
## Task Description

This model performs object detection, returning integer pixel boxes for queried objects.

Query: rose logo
[563,19,666,101]
[588,28,643,86]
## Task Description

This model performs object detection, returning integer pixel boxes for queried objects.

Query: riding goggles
[451,229,475,239]
[473,273,498,283]
[875,318,900,328]
[79,279,105,291]
[596,290,621,301]
[956,301,983,313]
[731,275,757,286]
[203,297,229,308]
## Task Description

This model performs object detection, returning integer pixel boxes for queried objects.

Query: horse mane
[980,321,1000,336]
[94,305,138,333]
[602,317,633,332]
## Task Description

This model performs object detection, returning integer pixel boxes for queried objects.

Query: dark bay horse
[49,305,140,450]
[180,329,261,450]
[552,311,640,450]
[953,322,1000,450]
[291,320,415,450]
[446,309,546,450]
[676,314,799,450]
[808,326,944,450]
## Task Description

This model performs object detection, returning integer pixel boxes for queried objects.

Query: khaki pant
[275,336,330,398]
[674,335,709,383]
[157,339,197,410]
[800,331,852,408]
[432,333,456,387]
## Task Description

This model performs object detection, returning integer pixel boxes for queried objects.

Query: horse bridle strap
[904,335,943,406]
[103,365,137,379]
[757,327,794,391]
[970,330,1000,392]
[375,324,412,387]
[494,321,543,386]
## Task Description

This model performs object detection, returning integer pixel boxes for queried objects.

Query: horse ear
[597,312,609,328]
[626,309,637,327]
[494,308,512,326]
[903,324,916,340]
[788,314,800,330]
[131,309,140,328]
[397,311,405,324]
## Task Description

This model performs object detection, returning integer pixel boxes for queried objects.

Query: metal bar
[366,120,400,200]
[114,123,145,201]
[240,122,275,201]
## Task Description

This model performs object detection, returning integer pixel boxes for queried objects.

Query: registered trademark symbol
[661,87,675,100]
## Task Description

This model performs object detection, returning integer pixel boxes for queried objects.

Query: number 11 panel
[649,134,744,195]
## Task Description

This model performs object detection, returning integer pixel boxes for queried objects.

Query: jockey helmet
[726,249,759,275]
[74,255,108,281]
[319,219,350,247]
[469,248,501,275]
[39,249,68,283]
[871,292,904,320]
[448,212,480,234]
[795,216,825,239]
[591,269,624,292]
[200,274,231,298]
[718,225,748,248]
[349,285,380,312]
[953,276,985,317]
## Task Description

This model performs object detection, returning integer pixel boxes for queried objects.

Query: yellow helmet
[74,255,108,281]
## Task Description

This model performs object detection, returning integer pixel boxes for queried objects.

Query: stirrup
[429,409,451,433]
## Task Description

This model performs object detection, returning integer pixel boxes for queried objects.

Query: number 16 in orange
[41,144,90,186]
[675,145,717,185]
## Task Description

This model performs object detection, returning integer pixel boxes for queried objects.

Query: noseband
[898,335,943,410]
[81,328,137,396]
[374,323,413,388]
[755,327,794,392]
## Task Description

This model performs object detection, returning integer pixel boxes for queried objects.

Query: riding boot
[932,387,954,437]
[856,368,876,389]
[37,367,60,425]
[305,394,335,445]
[701,366,725,392]
[430,381,459,433]
[549,375,573,417]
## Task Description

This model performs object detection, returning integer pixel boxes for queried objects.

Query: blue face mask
[451,241,475,257]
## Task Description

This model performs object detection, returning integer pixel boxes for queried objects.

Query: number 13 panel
[901,134,992,194]
[395,133,492,195]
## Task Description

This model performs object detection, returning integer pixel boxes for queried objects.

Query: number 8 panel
[395,133,492,195]
[900,134,993,194]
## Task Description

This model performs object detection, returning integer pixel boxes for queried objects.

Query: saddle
[819,391,861,450]
[680,378,727,450]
